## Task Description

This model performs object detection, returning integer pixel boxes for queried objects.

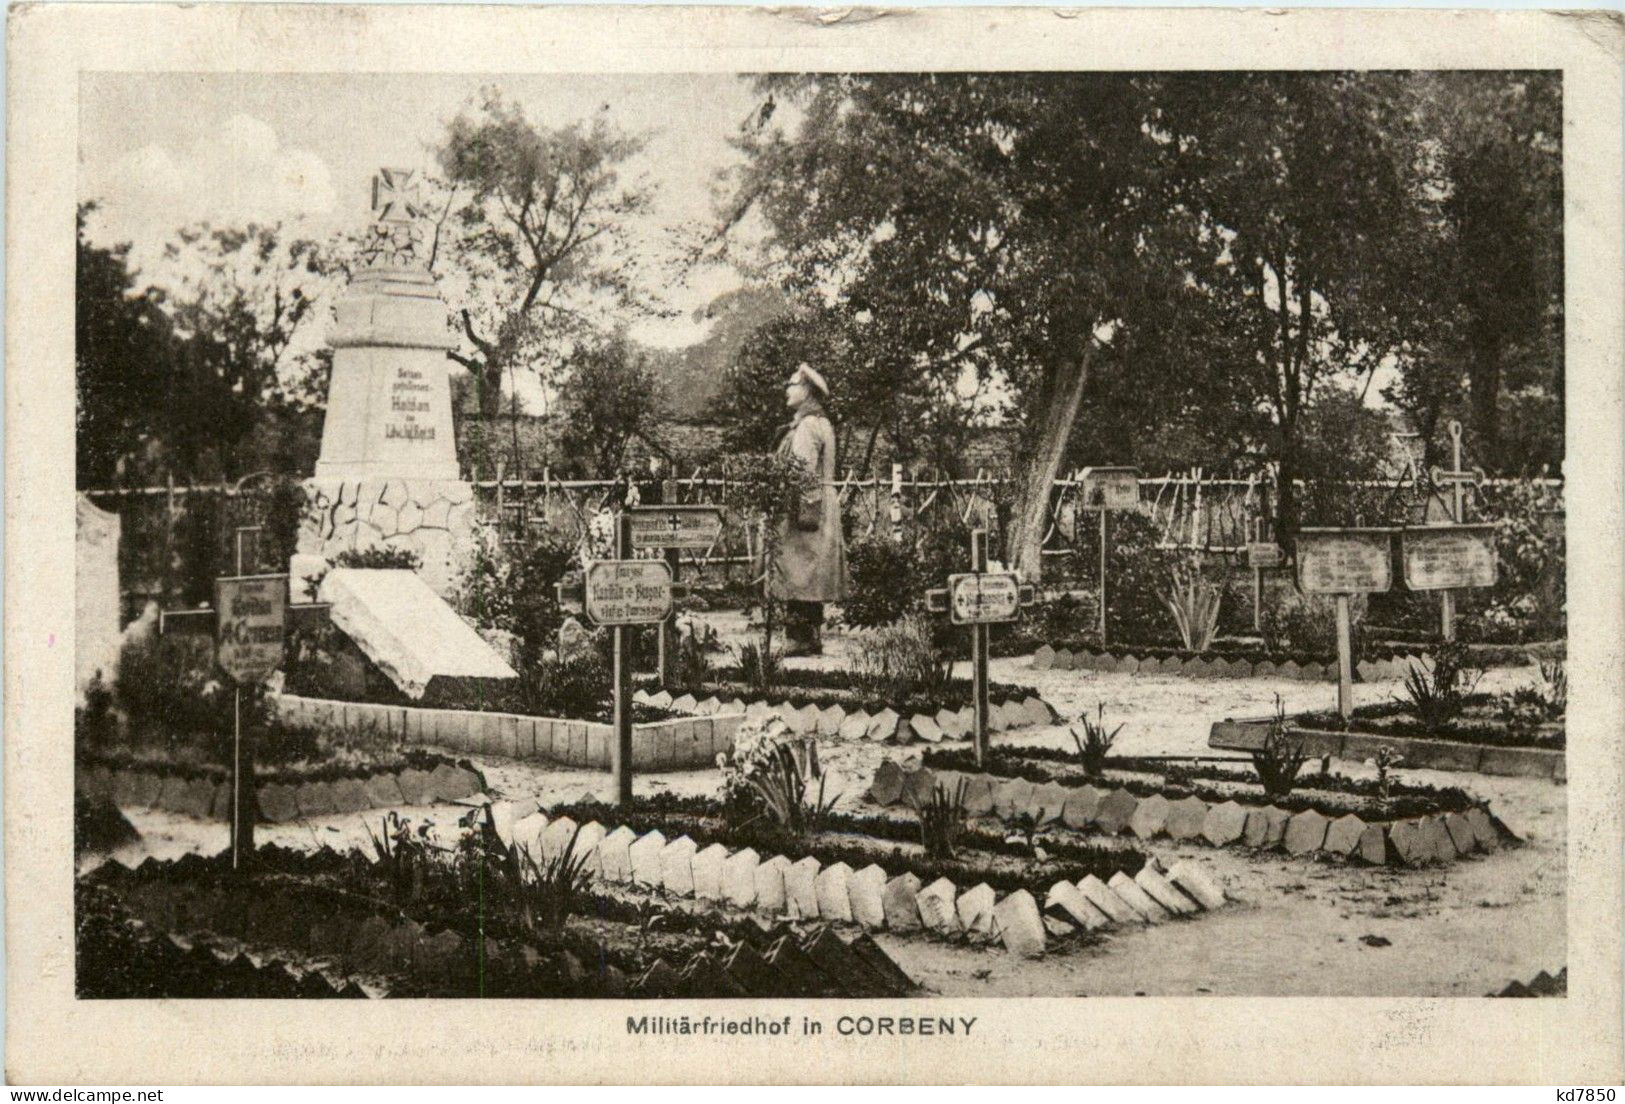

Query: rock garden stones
[994,890,1046,957]
[1465,807,1501,851]
[1243,805,1290,849]
[882,873,924,932]
[1357,824,1390,865]
[1028,782,1071,824]
[916,877,961,935]
[721,847,760,909]
[691,843,729,900]
[992,778,1036,821]
[869,760,906,806]
[1165,796,1210,841]
[814,862,855,922]
[1129,793,1171,839]
[1284,810,1330,856]
[785,856,822,919]
[754,855,791,913]
[1167,862,1226,910]
[866,708,900,742]
[1322,813,1367,858]
[598,825,636,882]
[955,883,998,939]
[1062,785,1102,829]
[1045,881,1108,930]
[848,864,888,929]
[1090,788,1136,835]
[628,830,667,886]
[1201,801,1248,847]
[1135,866,1197,915]
[1078,874,1142,925]
[1442,811,1477,855]
[1108,871,1168,922]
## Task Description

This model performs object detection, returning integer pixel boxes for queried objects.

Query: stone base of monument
[296,477,476,599]
[319,568,516,702]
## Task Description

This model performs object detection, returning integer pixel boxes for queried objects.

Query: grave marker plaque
[584,560,674,626]
[1296,529,1395,595]
[1080,466,1141,511]
[947,572,1022,625]
[1402,524,1498,592]
[628,505,723,551]
[214,574,288,685]
[1246,542,1283,569]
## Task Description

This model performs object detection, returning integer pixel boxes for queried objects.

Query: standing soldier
[772,364,848,655]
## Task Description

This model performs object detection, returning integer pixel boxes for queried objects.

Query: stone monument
[292,167,475,599]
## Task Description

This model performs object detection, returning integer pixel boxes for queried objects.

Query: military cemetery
[71,69,1568,1003]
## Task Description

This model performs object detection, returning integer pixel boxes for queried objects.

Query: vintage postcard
[7,2,1623,1085]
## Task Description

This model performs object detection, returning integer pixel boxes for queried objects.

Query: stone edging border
[93,860,914,999]
[269,692,738,771]
[1208,718,1566,780]
[1489,967,1567,998]
[1032,644,1419,683]
[633,688,1058,746]
[489,799,1228,959]
[76,759,487,823]
[866,761,1519,869]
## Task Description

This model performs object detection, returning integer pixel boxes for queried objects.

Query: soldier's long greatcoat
[770,399,849,603]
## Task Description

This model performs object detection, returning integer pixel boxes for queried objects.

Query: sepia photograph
[10,2,1623,1086]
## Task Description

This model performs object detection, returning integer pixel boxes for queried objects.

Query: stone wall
[295,476,476,598]
[270,692,737,771]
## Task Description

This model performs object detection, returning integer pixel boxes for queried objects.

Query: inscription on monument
[1402,525,1498,591]
[1297,529,1394,594]
[385,365,436,441]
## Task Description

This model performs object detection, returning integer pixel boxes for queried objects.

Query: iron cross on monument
[361,167,427,268]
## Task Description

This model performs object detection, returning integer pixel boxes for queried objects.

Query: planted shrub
[517,824,596,933]
[1397,641,1481,732]
[843,534,919,629]
[1070,703,1123,777]
[1262,586,1367,658]
[736,641,782,695]
[850,614,953,702]
[1251,697,1308,798]
[718,719,838,836]
[1161,560,1222,652]
[909,778,969,860]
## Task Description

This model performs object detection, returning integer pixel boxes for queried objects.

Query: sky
[78,71,762,349]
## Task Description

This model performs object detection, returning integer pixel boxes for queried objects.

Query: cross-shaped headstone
[924,529,1036,765]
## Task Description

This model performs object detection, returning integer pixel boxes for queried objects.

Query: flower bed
[1208,710,1565,781]
[634,684,1057,746]
[78,846,915,998]
[502,793,1229,958]
[76,747,487,823]
[870,751,1516,869]
[270,691,738,771]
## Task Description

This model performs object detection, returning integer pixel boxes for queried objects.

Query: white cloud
[89,113,337,250]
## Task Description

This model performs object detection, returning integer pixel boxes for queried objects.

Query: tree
[555,333,666,476]
[153,221,337,479]
[76,209,334,484]
[1421,72,1563,474]
[721,74,1204,578]
[1157,71,1439,541]
[433,89,654,462]
[76,203,174,487]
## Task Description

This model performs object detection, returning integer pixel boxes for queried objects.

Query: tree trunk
[1011,350,1094,582]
